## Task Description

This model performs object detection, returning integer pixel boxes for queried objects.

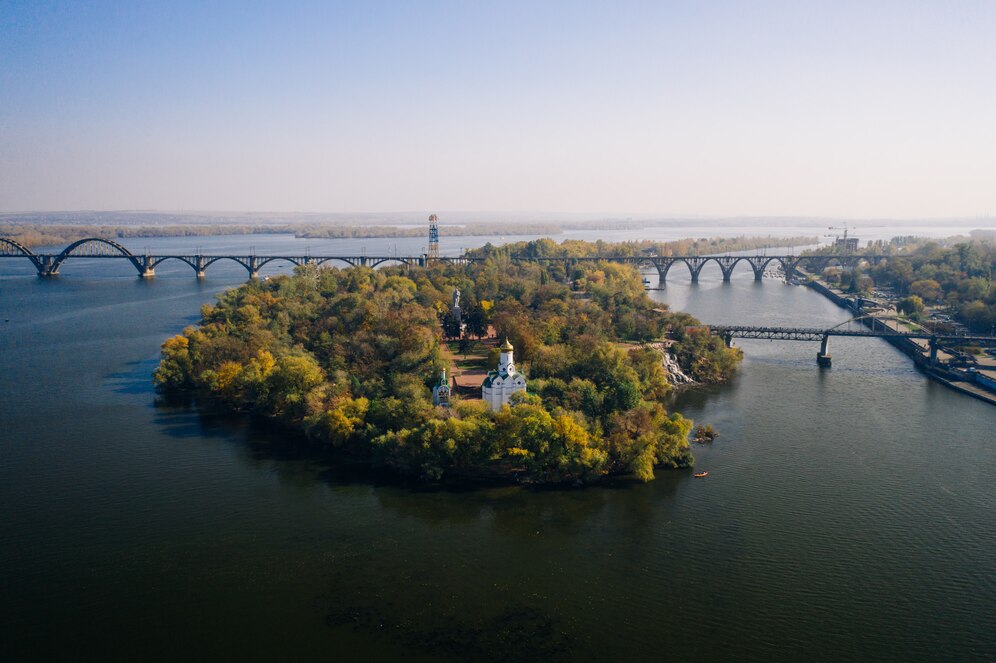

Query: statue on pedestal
[451,288,462,324]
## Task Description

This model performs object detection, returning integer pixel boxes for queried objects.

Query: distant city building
[482,339,526,411]
[432,369,450,407]
[836,237,859,252]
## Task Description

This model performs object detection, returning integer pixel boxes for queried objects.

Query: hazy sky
[2,1,995,218]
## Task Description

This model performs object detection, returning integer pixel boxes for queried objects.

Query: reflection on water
[1,234,995,661]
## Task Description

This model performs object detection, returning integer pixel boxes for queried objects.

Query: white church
[482,339,527,411]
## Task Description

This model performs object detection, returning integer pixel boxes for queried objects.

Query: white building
[432,369,451,407]
[482,339,527,411]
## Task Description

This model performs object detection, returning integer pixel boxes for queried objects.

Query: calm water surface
[1,234,994,661]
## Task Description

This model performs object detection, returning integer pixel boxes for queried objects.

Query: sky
[1,0,995,218]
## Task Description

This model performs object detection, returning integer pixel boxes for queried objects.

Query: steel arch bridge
[1,236,897,281]
[0,237,484,277]
[513,253,887,282]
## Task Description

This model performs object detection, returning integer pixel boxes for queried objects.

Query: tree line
[810,237,995,332]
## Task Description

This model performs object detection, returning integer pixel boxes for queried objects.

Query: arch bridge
[1,237,894,281]
[515,253,889,282]
[0,237,477,278]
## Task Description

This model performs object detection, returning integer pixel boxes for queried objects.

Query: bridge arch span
[50,237,145,274]
[0,237,36,257]
[58,237,134,258]
[678,256,712,282]
[150,256,201,273]
[368,257,413,269]
[748,256,783,279]
[653,258,678,281]
[255,256,304,271]
[0,237,44,272]
[51,237,144,275]
[201,256,254,275]
[716,256,760,281]
[312,257,362,269]
[825,313,911,335]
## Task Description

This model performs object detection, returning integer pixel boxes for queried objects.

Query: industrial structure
[427,214,440,261]
[826,223,860,252]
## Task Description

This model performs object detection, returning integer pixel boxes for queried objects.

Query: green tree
[910,279,943,303]
[897,295,925,319]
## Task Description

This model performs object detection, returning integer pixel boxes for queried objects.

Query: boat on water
[693,472,709,478]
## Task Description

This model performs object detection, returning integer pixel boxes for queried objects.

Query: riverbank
[800,271,996,406]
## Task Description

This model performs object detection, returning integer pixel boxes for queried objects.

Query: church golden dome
[500,338,514,352]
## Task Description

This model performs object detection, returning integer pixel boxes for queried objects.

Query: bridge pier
[652,258,672,283]
[715,257,738,283]
[195,256,207,278]
[139,255,155,278]
[37,255,59,277]
[929,337,938,364]
[247,255,260,279]
[685,257,708,283]
[817,334,832,367]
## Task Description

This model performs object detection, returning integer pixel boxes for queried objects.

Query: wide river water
[1,232,994,661]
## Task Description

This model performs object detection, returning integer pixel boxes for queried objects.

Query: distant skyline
[2,1,995,218]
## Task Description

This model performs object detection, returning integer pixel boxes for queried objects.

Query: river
[1,232,993,661]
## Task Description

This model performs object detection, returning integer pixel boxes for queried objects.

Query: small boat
[693,471,709,478]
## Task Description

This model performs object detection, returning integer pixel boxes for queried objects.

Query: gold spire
[500,338,513,352]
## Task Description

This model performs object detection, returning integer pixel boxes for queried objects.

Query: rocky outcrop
[646,342,695,385]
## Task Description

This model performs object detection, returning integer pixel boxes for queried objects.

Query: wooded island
[154,239,742,484]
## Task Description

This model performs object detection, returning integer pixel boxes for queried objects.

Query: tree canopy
[155,240,742,484]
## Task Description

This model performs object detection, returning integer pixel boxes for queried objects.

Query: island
[154,239,742,484]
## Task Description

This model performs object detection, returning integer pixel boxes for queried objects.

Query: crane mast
[826,223,859,252]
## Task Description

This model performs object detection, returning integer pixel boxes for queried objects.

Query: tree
[440,310,462,339]
[263,352,325,420]
[960,300,994,333]
[910,279,943,303]
[465,303,489,338]
[153,335,193,388]
[897,295,925,319]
